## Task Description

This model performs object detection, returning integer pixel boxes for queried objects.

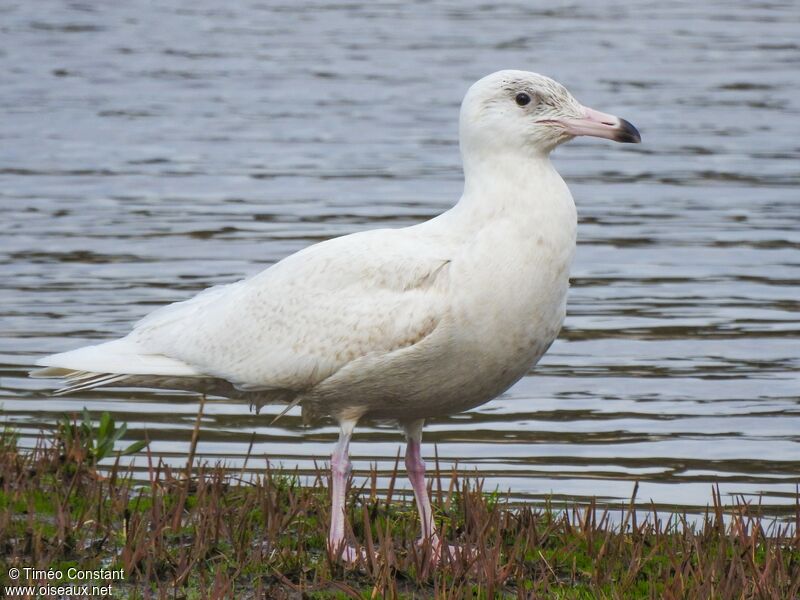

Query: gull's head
[460,70,641,159]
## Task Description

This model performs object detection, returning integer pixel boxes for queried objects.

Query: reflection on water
[1,1,798,516]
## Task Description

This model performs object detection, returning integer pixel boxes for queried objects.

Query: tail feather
[52,372,132,396]
[34,337,201,377]
[31,343,298,422]
[30,367,92,379]
[31,336,204,395]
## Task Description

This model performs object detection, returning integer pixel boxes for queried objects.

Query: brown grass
[0,421,798,599]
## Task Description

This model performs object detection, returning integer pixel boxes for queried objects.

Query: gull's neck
[450,149,573,225]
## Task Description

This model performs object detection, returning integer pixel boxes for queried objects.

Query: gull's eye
[515,92,531,107]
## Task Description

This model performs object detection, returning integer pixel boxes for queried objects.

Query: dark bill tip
[616,118,641,143]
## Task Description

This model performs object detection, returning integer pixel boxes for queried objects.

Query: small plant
[0,405,19,453]
[57,408,148,466]
[0,425,17,454]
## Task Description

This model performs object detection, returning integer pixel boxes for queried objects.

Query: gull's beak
[558,106,641,143]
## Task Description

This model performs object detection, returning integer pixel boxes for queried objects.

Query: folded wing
[35,228,451,396]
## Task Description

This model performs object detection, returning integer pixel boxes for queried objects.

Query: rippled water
[1,1,798,515]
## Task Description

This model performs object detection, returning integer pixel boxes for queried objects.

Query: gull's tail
[31,336,202,395]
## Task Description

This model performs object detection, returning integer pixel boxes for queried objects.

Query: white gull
[32,70,640,561]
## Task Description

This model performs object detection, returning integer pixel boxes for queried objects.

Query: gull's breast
[447,212,576,399]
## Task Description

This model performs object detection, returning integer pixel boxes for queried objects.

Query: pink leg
[403,420,461,564]
[403,420,435,541]
[328,420,355,557]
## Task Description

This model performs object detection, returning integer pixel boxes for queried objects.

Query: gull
[32,70,640,561]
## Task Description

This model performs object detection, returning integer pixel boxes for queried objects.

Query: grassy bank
[0,419,798,599]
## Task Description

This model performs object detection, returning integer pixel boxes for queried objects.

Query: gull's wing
[125,227,451,392]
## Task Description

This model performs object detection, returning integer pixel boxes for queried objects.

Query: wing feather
[131,228,451,391]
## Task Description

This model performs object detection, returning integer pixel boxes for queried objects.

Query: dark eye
[515,92,531,106]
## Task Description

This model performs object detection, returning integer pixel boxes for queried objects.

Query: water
[1,1,798,515]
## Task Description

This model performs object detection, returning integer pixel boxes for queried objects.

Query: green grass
[0,424,798,599]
